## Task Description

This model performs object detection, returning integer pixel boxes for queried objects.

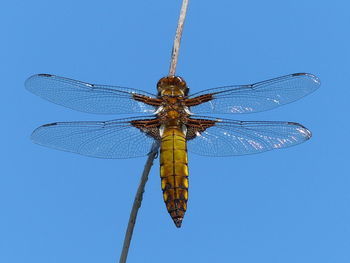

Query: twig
[169,0,189,76]
[119,142,159,263]
[119,1,189,262]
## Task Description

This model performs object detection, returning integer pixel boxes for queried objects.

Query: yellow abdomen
[160,127,189,228]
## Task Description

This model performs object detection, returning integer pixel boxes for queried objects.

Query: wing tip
[288,121,313,139]
[30,122,57,142]
[25,73,54,81]
[25,73,54,92]
[292,72,321,87]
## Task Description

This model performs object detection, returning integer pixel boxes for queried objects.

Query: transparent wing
[187,117,312,156]
[188,73,320,114]
[31,117,158,159]
[25,74,158,114]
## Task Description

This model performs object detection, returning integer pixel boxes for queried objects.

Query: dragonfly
[25,73,320,228]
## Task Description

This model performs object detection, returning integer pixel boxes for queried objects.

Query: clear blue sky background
[1,0,349,262]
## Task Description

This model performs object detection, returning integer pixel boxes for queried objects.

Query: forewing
[187,73,320,114]
[187,117,312,156]
[25,74,159,114]
[31,117,159,159]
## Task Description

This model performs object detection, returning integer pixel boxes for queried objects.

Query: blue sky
[1,0,349,262]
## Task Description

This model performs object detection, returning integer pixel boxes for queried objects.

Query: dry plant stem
[119,143,159,263]
[169,0,189,76]
[119,1,189,262]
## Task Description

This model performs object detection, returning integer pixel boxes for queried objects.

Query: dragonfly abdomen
[160,127,189,228]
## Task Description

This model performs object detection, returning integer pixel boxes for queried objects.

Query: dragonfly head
[157,76,189,97]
